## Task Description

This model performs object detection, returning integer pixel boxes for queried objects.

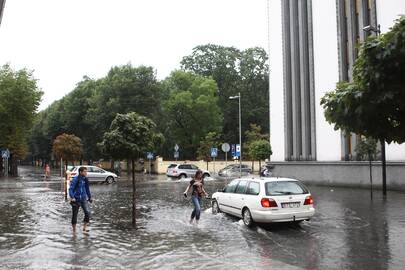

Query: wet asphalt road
[0,166,404,270]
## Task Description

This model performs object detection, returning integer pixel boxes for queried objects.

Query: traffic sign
[174,151,179,159]
[231,144,236,156]
[1,149,10,159]
[174,144,179,152]
[221,143,230,152]
[211,148,218,158]
[147,152,154,159]
[235,144,241,157]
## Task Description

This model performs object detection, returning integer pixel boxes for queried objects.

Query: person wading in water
[183,170,208,224]
[69,167,92,233]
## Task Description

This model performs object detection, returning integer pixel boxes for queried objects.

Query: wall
[271,161,405,191]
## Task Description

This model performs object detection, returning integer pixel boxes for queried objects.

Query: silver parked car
[70,165,118,184]
[218,164,252,177]
[166,163,210,179]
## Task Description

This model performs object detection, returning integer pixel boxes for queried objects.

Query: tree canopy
[0,64,42,175]
[321,17,405,144]
[99,112,164,160]
[161,70,222,159]
[181,44,269,144]
[52,133,83,163]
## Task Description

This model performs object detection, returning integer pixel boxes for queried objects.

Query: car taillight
[173,170,177,174]
[261,198,278,208]
[71,172,77,176]
[304,195,314,205]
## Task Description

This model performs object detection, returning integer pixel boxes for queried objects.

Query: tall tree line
[29,44,269,162]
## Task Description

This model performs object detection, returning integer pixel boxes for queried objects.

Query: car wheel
[212,200,221,215]
[105,176,114,184]
[242,208,254,227]
[179,174,187,179]
[203,173,210,179]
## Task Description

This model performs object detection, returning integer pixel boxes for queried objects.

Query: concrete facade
[269,0,405,162]
[271,161,405,191]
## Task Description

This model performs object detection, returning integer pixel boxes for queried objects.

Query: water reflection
[0,167,404,270]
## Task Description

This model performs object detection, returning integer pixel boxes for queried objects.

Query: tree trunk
[131,158,137,228]
[10,155,18,176]
[380,139,387,197]
[259,160,261,176]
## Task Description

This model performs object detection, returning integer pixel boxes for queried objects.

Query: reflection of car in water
[218,164,252,177]
[166,164,210,179]
[211,177,315,227]
[70,165,118,184]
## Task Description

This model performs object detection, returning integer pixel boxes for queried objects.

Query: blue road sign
[235,144,241,157]
[211,148,218,158]
[1,149,10,159]
[147,152,154,159]
[174,151,179,159]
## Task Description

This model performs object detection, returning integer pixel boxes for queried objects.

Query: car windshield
[168,164,177,168]
[265,181,309,196]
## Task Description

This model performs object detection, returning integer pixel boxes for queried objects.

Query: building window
[281,0,316,161]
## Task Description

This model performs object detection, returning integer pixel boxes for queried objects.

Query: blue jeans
[71,200,91,225]
[191,195,202,221]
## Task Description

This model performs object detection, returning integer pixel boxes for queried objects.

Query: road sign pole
[225,152,227,168]
[213,157,216,174]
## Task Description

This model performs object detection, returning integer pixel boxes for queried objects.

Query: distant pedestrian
[44,164,51,179]
[183,170,208,225]
[69,167,92,233]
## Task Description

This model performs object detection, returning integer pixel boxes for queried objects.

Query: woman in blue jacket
[69,167,92,233]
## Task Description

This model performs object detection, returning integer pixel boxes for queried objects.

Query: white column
[269,0,285,161]
[312,0,341,161]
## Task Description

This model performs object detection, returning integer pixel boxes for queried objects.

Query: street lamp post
[229,93,242,177]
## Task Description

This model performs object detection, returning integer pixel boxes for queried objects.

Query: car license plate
[281,202,300,208]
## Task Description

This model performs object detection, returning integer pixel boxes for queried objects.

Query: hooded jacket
[69,175,91,202]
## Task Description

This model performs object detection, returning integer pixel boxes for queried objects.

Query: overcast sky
[0,0,269,110]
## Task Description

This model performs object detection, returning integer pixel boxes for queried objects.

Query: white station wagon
[211,177,315,227]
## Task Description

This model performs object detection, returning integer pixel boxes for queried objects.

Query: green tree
[99,112,164,227]
[0,64,43,175]
[181,44,269,144]
[62,77,98,160]
[86,65,161,146]
[161,71,222,159]
[196,132,221,169]
[321,17,405,195]
[244,124,268,156]
[52,133,83,170]
[248,140,272,175]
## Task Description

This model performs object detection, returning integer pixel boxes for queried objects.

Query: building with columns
[269,0,405,162]
[0,0,5,26]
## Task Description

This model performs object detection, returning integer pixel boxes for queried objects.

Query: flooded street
[1,166,405,270]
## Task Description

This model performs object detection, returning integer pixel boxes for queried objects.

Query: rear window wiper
[271,191,293,195]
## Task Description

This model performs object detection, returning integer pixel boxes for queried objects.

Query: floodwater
[0,166,404,270]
